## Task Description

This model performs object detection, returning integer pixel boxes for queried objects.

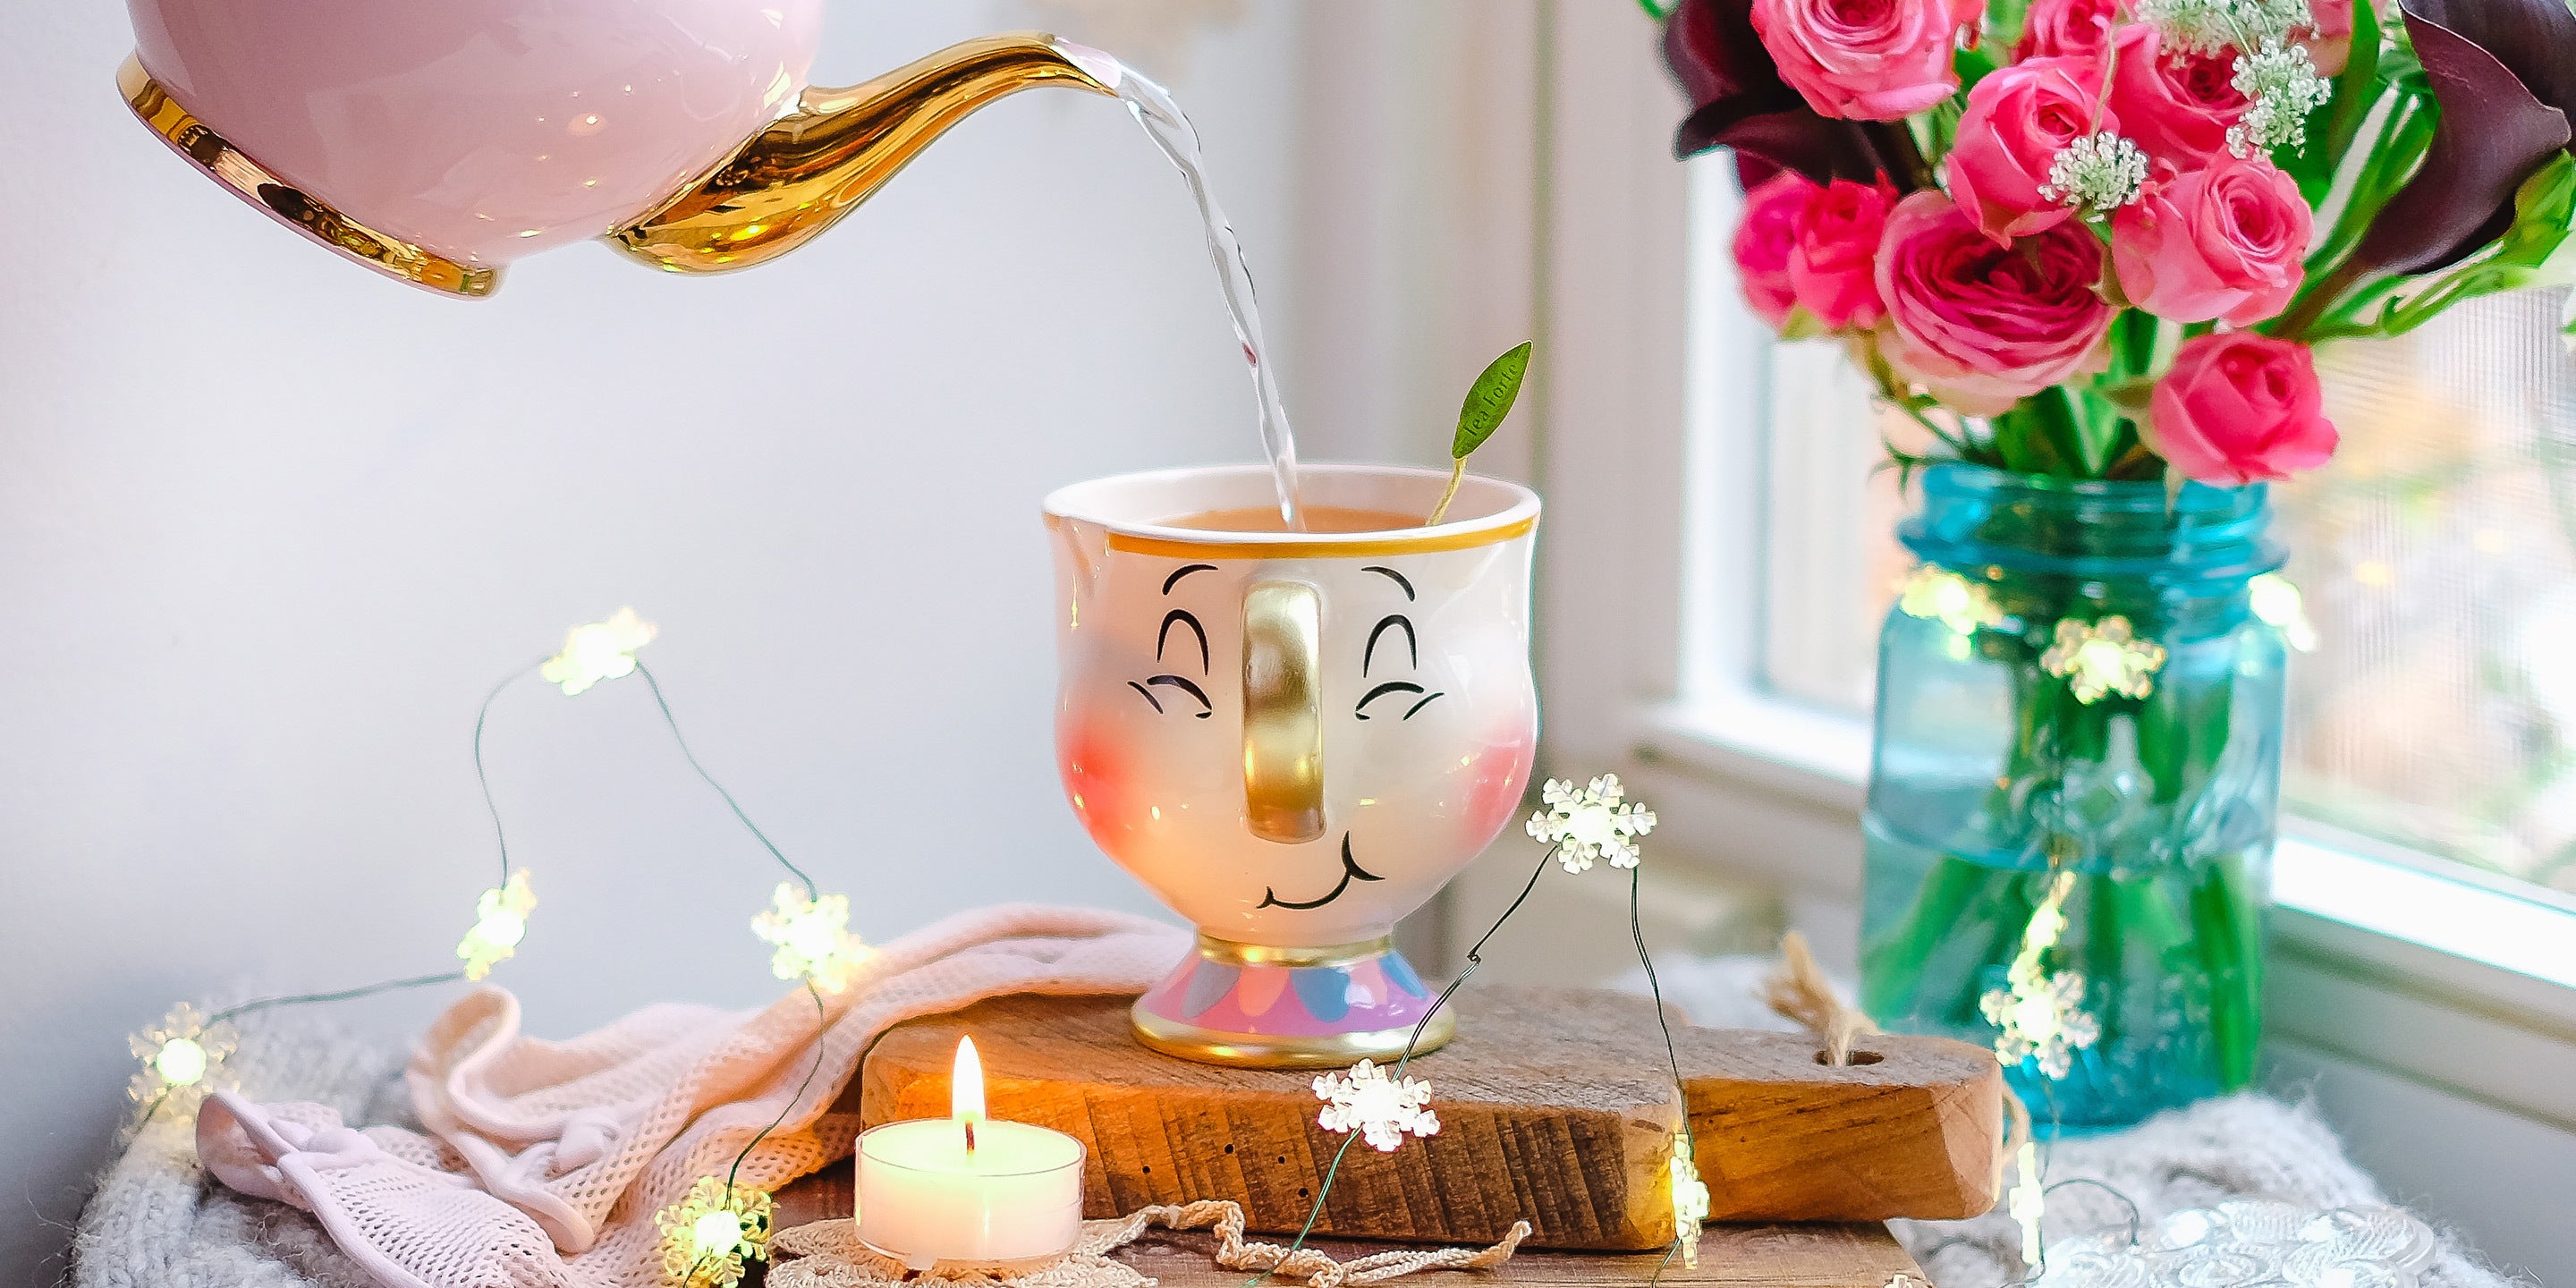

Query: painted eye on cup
[1356,681,1443,721]
[1130,674,1214,717]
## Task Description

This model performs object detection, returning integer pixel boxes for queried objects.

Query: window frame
[1516,1,2576,1137]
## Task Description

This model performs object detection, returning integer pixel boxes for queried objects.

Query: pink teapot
[121,0,1123,297]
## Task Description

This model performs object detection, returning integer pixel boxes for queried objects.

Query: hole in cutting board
[1815,1049,1885,1065]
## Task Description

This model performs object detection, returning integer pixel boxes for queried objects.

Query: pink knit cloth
[196,905,1188,1288]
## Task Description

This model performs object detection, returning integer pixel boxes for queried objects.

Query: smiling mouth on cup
[1257,834,1383,911]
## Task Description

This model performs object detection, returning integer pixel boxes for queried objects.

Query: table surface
[770,1166,1925,1287]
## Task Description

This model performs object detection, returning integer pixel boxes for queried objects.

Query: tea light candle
[854,1037,1086,1270]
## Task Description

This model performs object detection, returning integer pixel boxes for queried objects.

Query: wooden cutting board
[830,987,1997,1252]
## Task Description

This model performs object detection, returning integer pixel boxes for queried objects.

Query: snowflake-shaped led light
[457,869,537,982]
[1984,968,2102,1080]
[1898,566,2009,659]
[655,1175,773,1288]
[540,606,657,697]
[2038,132,2148,214]
[1314,1058,1440,1152]
[1526,775,1657,873]
[2249,573,2318,652]
[2039,615,2167,704]
[1979,873,2102,1080]
[2007,1140,2046,1269]
[750,885,875,993]
[1670,1138,1711,1267]
[127,1002,237,1115]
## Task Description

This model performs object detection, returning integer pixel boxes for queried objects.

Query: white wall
[0,3,1330,1279]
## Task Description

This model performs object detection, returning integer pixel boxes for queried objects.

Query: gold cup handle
[1242,581,1325,843]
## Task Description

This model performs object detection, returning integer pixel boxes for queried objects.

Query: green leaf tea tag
[1453,341,1532,462]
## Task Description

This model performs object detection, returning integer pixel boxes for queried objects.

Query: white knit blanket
[73,953,2522,1287]
[1640,955,2524,1288]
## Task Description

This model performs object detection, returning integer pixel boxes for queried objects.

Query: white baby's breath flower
[2038,132,2149,214]
[1526,775,1657,873]
[2135,0,2312,55]
[1314,1058,1440,1152]
[2228,39,2333,156]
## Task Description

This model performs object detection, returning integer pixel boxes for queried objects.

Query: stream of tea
[1080,49,1304,529]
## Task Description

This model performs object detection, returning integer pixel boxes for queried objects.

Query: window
[1521,15,2575,1267]
[1707,157,2576,906]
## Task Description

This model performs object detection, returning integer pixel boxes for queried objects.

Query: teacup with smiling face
[1046,463,1540,1066]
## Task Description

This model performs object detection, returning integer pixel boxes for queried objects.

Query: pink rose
[2113,153,2312,326]
[2147,334,2339,485]
[1735,171,1818,327]
[1945,57,2115,243]
[2106,23,2250,165]
[1789,178,1898,329]
[2301,0,2355,76]
[1876,191,2116,415]
[1750,0,1973,121]
[2013,0,2123,62]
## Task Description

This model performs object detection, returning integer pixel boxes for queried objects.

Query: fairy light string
[122,603,2192,1283]
[633,659,818,901]
[123,607,858,1219]
[1257,773,1705,1284]
[472,663,543,888]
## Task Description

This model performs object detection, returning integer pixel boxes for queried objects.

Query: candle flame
[952,1036,986,1125]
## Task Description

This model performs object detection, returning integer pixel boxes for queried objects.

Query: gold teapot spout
[610,32,1120,275]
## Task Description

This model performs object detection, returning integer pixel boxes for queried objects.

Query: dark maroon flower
[2347,0,2576,277]
[1662,0,1895,188]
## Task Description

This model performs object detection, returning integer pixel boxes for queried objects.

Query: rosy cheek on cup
[1056,721,1143,848]
[1462,727,1538,842]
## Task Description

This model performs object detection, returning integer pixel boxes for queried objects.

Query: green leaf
[1453,341,1532,461]
[2322,0,2384,161]
[2306,88,2438,279]
[1953,44,1999,95]
[1917,98,1965,169]
[2324,151,2576,337]
[2280,0,2384,204]
[1777,304,1830,341]
[2096,375,2158,416]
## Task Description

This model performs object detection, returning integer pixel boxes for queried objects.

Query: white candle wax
[853,1118,1085,1270]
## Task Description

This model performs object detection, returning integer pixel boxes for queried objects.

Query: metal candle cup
[854,1038,1084,1271]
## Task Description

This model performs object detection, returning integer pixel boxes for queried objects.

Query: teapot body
[127,0,821,271]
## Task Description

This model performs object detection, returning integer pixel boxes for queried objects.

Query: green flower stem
[2190,852,2264,1089]
[2082,873,2125,1041]
[1863,855,1995,1017]
[1942,869,2037,1027]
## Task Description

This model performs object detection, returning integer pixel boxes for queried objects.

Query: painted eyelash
[1131,674,1213,717]
[1356,680,1442,720]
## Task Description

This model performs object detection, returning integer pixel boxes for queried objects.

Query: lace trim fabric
[2035,1201,2438,1288]
[770,1201,1530,1288]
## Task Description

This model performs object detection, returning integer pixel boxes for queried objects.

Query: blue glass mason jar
[1860,463,2288,1134]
